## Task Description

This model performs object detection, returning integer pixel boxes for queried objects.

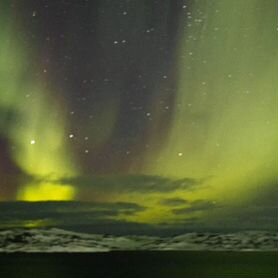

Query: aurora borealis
[0,0,277,232]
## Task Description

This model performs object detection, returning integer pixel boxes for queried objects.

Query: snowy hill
[0,228,277,252]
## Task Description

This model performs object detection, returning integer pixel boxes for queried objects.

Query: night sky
[0,0,277,232]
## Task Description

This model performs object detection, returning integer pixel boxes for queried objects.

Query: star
[30,140,36,145]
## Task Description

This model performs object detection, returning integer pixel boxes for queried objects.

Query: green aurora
[0,0,277,229]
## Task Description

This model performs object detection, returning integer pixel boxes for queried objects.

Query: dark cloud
[51,175,203,196]
[204,204,278,232]
[249,178,278,207]
[172,200,221,215]
[0,201,277,234]
[171,199,278,232]
[0,201,146,228]
[160,198,189,207]
[225,205,278,225]
[210,179,278,231]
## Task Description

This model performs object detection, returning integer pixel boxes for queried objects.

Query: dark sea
[0,251,277,278]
